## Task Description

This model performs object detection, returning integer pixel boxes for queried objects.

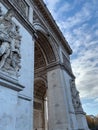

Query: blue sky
[44,0,98,116]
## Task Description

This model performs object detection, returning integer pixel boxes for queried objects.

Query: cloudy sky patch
[44,0,98,115]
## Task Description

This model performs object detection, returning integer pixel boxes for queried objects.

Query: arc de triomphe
[0,0,89,130]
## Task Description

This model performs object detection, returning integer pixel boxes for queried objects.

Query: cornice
[2,0,72,54]
[0,71,24,91]
[33,0,72,55]
[46,61,75,79]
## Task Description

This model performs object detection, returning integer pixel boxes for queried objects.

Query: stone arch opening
[33,79,47,130]
[34,30,57,130]
[35,30,56,64]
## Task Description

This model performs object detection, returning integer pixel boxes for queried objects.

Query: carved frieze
[33,10,39,23]
[33,10,46,27]
[62,53,72,73]
[0,8,21,77]
[34,43,46,70]
[11,0,29,17]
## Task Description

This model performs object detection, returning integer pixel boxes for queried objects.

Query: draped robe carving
[0,8,21,77]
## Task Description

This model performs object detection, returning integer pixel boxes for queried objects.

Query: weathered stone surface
[0,1,89,130]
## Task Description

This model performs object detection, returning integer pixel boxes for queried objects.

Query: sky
[43,0,98,116]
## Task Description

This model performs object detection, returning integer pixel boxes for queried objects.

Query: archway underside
[34,80,46,130]
[34,31,56,130]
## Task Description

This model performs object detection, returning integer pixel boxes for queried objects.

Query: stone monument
[0,1,89,130]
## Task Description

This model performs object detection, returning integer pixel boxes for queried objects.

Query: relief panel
[0,8,21,77]
[10,0,29,17]
[62,53,72,73]
[70,80,83,112]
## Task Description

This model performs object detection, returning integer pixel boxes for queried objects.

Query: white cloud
[56,2,98,100]
[57,2,71,13]
[71,46,98,98]
[94,98,98,103]
[57,2,93,31]
[44,0,59,10]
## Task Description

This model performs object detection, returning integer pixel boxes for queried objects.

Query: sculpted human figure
[0,8,21,76]
[11,25,21,55]
[0,9,14,38]
[71,80,83,111]
[0,9,14,69]
[10,25,21,72]
[0,41,10,68]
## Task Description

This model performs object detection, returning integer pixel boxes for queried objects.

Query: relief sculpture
[71,80,83,112]
[0,8,21,77]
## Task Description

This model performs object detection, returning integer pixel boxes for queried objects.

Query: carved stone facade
[0,1,89,130]
[0,8,21,77]
[11,0,29,17]
[62,53,72,74]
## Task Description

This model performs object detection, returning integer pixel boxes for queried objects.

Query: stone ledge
[18,94,32,101]
[0,71,24,91]
[75,111,86,115]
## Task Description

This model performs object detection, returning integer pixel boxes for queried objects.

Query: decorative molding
[0,71,24,91]
[36,31,56,64]
[35,69,47,80]
[35,43,46,70]
[46,61,75,78]
[34,79,47,99]
[2,0,72,55]
[33,10,45,28]
[62,53,72,74]
[18,94,32,101]
[11,0,29,18]
[1,0,37,38]
[33,0,72,55]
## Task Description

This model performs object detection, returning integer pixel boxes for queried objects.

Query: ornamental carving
[70,80,83,112]
[11,0,29,17]
[34,43,46,70]
[34,80,46,99]
[63,53,72,73]
[34,101,42,110]
[0,8,21,77]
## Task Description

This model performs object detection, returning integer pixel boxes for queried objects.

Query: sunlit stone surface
[0,1,89,130]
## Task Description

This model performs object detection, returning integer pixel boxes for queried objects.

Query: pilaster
[47,67,71,130]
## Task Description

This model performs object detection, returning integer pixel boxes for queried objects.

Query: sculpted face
[4,9,14,20]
